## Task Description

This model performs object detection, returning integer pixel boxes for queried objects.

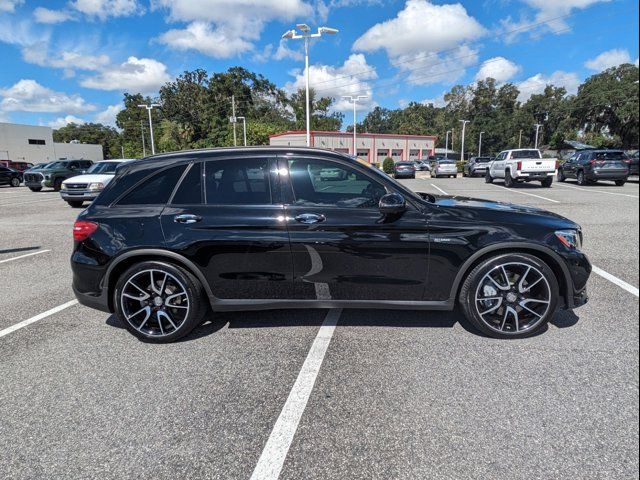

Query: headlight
[88,182,104,191]
[555,230,582,250]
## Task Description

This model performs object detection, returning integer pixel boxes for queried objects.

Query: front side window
[287,158,386,209]
[118,164,187,205]
[205,158,271,205]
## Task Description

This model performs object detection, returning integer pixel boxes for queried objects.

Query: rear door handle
[294,213,326,224]
[174,214,202,224]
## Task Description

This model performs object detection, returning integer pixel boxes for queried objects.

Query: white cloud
[422,93,446,108]
[22,46,110,72]
[285,54,377,111]
[154,0,313,58]
[33,7,75,23]
[80,56,171,93]
[0,79,96,114]
[94,103,124,126]
[353,0,485,86]
[158,22,253,58]
[517,71,581,101]
[475,56,521,83]
[274,39,304,62]
[585,48,632,71]
[48,115,86,129]
[70,0,141,20]
[500,0,610,42]
[0,0,23,12]
[0,17,50,48]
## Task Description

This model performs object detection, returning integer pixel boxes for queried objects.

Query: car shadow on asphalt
[0,246,41,255]
[105,307,581,342]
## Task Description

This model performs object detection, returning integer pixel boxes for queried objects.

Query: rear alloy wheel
[115,261,208,343]
[577,170,587,186]
[10,177,20,187]
[541,177,553,188]
[504,170,515,188]
[460,253,559,339]
[485,170,494,184]
[53,178,63,192]
[615,179,626,187]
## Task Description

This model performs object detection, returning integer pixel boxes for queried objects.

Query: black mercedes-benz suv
[71,147,591,342]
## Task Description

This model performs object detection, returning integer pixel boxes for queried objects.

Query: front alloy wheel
[115,261,207,342]
[460,254,559,339]
[10,177,20,187]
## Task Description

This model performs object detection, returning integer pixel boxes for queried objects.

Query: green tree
[53,122,122,159]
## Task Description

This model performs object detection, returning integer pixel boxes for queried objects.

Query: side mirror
[379,192,406,215]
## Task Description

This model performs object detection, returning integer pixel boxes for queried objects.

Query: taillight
[517,161,522,171]
[73,221,98,241]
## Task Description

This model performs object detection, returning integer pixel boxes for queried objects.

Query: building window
[28,139,46,145]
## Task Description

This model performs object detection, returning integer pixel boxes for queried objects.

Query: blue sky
[0,0,638,129]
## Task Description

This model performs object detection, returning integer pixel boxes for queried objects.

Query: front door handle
[174,214,202,224]
[294,213,326,224]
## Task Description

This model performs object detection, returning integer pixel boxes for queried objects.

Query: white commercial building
[270,130,437,164]
[0,122,104,165]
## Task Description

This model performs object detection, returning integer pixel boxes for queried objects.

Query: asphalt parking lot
[1,175,638,480]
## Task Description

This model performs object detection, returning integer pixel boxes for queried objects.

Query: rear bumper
[587,171,629,180]
[516,171,555,180]
[73,283,111,313]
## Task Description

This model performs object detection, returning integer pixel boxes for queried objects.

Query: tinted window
[87,162,120,174]
[511,150,541,159]
[172,163,203,205]
[593,151,626,161]
[287,158,386,209]
[205,158,271,205]
[118,165,187,205]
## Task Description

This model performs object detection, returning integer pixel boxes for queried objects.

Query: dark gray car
[558,150,629,186]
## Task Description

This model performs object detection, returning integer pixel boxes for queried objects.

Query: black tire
[577,170,587,186]
[10,177,20,187]
[615,179,626,187]
[114,261,208,343]
[67,200,84,208]
[462,170,467,177]
[557,168,566,182]
[53,178,63,192]
[485,170,494,184]
[29,187,42,192]
[504,170,514,188]
[459,253,559,339]
[541,177,553,188]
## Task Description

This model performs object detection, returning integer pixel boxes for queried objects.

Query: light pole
[445,130,452,159]
[237,116,247,147]
[141,120,146,157]
[282,24,339,147]
[518,129,523,149]
[478,131,485,157]
[342,95,368,156]
[534,124,543,149]
[459,120,470,162]
[138,103,160,155]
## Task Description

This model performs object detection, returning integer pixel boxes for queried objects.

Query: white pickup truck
[486,149,558,188]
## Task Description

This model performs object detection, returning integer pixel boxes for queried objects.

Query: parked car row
[558,150,632,186]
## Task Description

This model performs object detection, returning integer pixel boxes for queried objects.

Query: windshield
[511,150,541,159]
[87,162,120,174]
[46,161,68,169]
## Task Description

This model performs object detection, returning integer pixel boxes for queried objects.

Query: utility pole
[518,129,523,149]
[445,130,452,159]
[137,103,160,155]
[459,120,470,162]
[282,24,339,147]
[231,95,237,147]
[534,124,543,149]
[342,95,368,155]
[478,131,485,157]
[237,116,247,146]
[141,120,146,157]
[121,146,124,159]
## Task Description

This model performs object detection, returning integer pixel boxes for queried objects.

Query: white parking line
[0,198,61,206]
[0,300,78,339]
[489,184,560,203]
[431,184,449,195]
[250,309,341,480]
[0,249,51,264]
[592,266,639,297]
[555,183,639,199]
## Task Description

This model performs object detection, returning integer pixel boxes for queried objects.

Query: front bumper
[60,189,99,201]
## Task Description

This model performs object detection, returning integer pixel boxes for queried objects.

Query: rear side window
[204,158,271,205]
[118,164,187,205]
[172,163,203,205]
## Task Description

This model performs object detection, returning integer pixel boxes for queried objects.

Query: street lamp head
[282,29,295,39]
[318,26,339,35]
[297,23,311,33]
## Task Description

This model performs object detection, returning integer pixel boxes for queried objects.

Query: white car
[486,149,557,188]
[60,159,136,208]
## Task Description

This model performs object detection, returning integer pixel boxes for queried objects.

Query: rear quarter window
[117,164,187,206]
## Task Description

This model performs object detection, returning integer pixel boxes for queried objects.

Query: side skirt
[210,299,455,312]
